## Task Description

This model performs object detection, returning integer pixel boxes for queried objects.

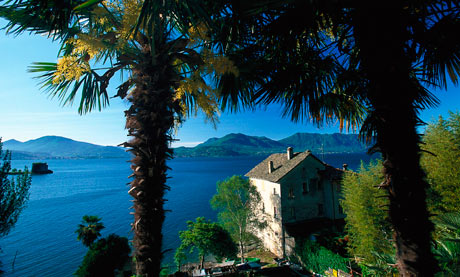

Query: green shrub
[294,240,349,274]
[74,234,131,277]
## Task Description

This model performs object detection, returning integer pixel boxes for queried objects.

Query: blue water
[0,154,374,276]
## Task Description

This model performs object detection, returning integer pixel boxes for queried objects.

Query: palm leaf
[418,12,460,89]
[434,213,460,234]
[28,62,110,114]
[73,0,102,11]
[0,0,84,41]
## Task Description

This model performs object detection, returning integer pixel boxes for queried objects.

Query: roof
[320,164,345,181]
[245,150,326,183]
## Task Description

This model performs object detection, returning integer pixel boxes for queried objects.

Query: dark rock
[32,163,53,174]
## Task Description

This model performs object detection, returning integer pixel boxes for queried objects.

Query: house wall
[279,156,326,224]
[331,180,346,220]
[249,178,284,256]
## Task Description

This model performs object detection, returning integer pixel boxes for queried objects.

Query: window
[262,203,265,213]
[274,207,277,218]
[273,188,276,195]
[318,203,324,216]
[288,187,294,199]
[290,207,296,219]
[302,182,310,194]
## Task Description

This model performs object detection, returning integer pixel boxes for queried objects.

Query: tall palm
[0,1,234,275]
[208,1,460,275]
[76,215,104,247]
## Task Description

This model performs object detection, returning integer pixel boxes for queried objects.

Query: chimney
[268,161,274,173]
[342,164,348,171]
[287,147,293,160]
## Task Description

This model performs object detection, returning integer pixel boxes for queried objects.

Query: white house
[245,147,345,257]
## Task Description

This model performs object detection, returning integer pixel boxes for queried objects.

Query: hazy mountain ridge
[3,133,368,159]
[3,136,130,159]
[174,132,368,157]
[279,132,366,153]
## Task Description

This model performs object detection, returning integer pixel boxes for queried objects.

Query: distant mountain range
[3,136,130,159]
[2,133,368,159]
[174,133,368,157]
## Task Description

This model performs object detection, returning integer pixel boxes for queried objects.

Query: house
[245,147,345,257]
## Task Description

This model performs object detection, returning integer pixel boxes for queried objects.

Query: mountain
[3,136,130,159]
[279,132,367,153]
[175,133,287,157]
[174,132,368,157]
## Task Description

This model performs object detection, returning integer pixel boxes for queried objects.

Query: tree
[0,1,237,275]
[0,139,32,237]
[210,175,264,263]
[75,233,131,277]
[208,1,460,274]
[421,112,460,213]
[76,215,105,247]
[340,161,394,264]
[174,217,237,269]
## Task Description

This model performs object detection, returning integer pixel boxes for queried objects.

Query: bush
[74,234,131,277]
[294,240,349,274]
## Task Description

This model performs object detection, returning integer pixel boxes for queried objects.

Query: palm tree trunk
[125,48,176,276]
[353,2,437,275]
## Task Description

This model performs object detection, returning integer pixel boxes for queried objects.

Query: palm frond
[0,0,91,41]
[28,62,110,114]
[418,13,460,89]
[434,213,460,233]
[73,0,102,11]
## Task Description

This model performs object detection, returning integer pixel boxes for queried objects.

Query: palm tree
[0,1,235,275]
[76,215,105,247]
[208,1,460,275]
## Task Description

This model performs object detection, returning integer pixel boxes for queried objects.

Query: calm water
[0,154,374,276]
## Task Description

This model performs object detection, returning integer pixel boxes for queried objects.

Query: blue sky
[1,28,459,147]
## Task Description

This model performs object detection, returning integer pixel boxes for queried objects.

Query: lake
[0,153,375,276]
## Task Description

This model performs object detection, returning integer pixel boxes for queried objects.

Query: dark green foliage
[174,217,237,269]
[433,213,460,275]
[293,240,349,275]
[0,139,31,237]
[74,234,131,277]
[210,175,265,262]
[360,252,398,276]
[75,215,105,247]
[313,229,349,258]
